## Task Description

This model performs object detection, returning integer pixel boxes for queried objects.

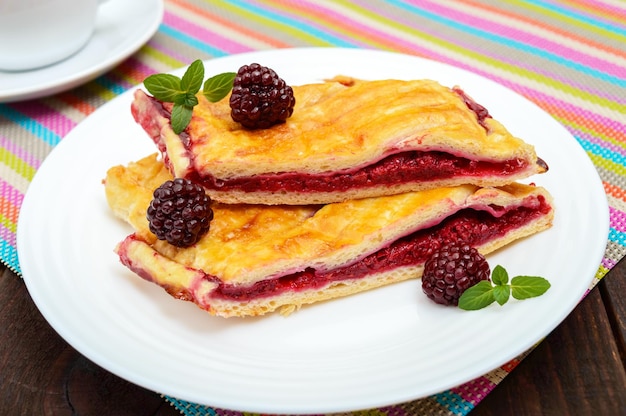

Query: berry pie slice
[131,76,548,205]
[105,154,554,318]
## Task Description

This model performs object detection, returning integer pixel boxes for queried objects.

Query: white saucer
[0,0,163,103]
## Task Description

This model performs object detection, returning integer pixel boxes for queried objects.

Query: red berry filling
[196,195,550,301]
[185,151,530,194]
[453,87,491,130]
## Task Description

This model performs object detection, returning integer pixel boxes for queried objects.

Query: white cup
[0,0,108,72]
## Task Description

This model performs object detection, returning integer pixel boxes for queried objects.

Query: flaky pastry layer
[105,154,554,318]
[131,77,547,205]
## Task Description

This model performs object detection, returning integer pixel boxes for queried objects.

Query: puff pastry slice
[105,154,554,318]
[131,77,547,205]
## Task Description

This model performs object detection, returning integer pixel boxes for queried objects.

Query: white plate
[18,48,609,414]
[0,0,163,103]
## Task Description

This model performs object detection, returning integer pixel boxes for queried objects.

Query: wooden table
[0,260,624,415]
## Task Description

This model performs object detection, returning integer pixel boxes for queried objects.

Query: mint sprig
[203,72,237,102]
[143,60,236,134]
[458,265,550,310]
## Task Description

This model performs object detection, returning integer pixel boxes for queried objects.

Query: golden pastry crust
[105,154,554,318]
[131,77,547,205]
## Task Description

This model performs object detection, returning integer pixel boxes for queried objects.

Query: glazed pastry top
[137,77,540,179]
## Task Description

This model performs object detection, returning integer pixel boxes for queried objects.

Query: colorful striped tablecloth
[2,1,624,415]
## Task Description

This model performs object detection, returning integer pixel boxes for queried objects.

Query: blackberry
[421,243,490,306]
[147,178,214,247]
[229,63,295,129]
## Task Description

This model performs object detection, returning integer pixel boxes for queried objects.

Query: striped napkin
[2,1,624,415]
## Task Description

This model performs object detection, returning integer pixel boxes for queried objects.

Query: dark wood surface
[1,259,624,416]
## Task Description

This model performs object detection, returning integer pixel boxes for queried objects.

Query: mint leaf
[143,61,236,133]
[491,264,509,286]
[456,264,550,311]
[511,276,551,300]
[144,74,184,102]
[171,104,193,134]
[458,280,495,310]
[493,284,511,306]
[173,92,199,108]
[181,59,204,93]
[203,72,236,102]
